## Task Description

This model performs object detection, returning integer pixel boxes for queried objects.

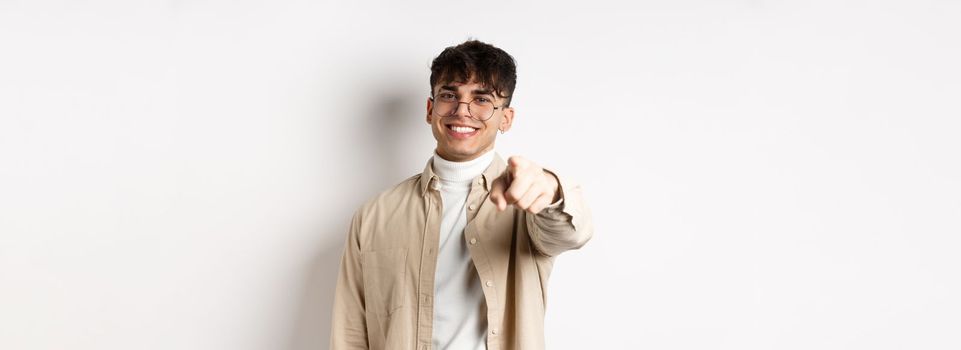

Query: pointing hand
[489,156,560,214]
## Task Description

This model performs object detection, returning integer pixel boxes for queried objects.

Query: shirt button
[490,328,498,335]
[469,238,477,245]
[468,204,477,211]
[485,280,493,287]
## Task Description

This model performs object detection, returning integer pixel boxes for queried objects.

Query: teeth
[450,126,476,133]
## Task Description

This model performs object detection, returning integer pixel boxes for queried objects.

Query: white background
[2,1,959,349]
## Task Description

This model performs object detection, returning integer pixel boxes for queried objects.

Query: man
[330,40,593,350]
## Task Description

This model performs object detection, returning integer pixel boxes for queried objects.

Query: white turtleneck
[431,149,495,350]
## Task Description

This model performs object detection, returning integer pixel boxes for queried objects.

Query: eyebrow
[439,85,495,96]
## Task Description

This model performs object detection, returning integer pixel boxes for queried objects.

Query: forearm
[526,170,594,257]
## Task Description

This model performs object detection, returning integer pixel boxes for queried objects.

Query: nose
[453,101,472,118]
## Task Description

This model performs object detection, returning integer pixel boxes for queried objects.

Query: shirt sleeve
[525,169,594,257]
[329,210,370,349]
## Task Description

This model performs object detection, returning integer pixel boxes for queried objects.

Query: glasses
[430,92,506,121]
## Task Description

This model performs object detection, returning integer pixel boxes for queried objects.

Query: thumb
[489,171,511,211]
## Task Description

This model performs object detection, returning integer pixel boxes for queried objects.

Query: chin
[446,150,475,159]
[438,147,476,160]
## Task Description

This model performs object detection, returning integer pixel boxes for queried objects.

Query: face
[426,80,514,162]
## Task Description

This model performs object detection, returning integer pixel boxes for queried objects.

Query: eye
[475,97,492,104]
[437,92,457,101]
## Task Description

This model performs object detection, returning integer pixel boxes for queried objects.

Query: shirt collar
[419,151,506,196]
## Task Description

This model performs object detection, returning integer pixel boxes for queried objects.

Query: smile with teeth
[448,125,478,134]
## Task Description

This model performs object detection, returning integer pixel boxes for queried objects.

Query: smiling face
[426,79,514,162]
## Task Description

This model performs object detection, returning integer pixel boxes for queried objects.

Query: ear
[499,106,515,132]
[426,97,434,124]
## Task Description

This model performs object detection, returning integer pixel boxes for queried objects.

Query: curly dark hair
[429,39,517,107]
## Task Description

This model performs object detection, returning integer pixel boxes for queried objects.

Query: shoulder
[351,173,423,226]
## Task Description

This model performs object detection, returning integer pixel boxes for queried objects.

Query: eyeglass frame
[428,93,509,122]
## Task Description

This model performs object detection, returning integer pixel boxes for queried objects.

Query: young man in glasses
[330,39,594,350]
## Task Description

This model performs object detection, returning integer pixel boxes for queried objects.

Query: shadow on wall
[287,59,425,349]
[287,240,346,350]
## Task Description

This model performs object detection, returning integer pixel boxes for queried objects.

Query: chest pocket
[361,248,409,315]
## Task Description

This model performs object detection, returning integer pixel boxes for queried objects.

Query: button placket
[417,190,441,346]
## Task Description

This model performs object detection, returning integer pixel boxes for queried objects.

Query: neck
[432,149,495,182]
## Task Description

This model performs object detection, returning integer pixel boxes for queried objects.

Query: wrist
[543,170,561,202]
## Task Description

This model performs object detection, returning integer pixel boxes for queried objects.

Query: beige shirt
[330,153,594,350]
